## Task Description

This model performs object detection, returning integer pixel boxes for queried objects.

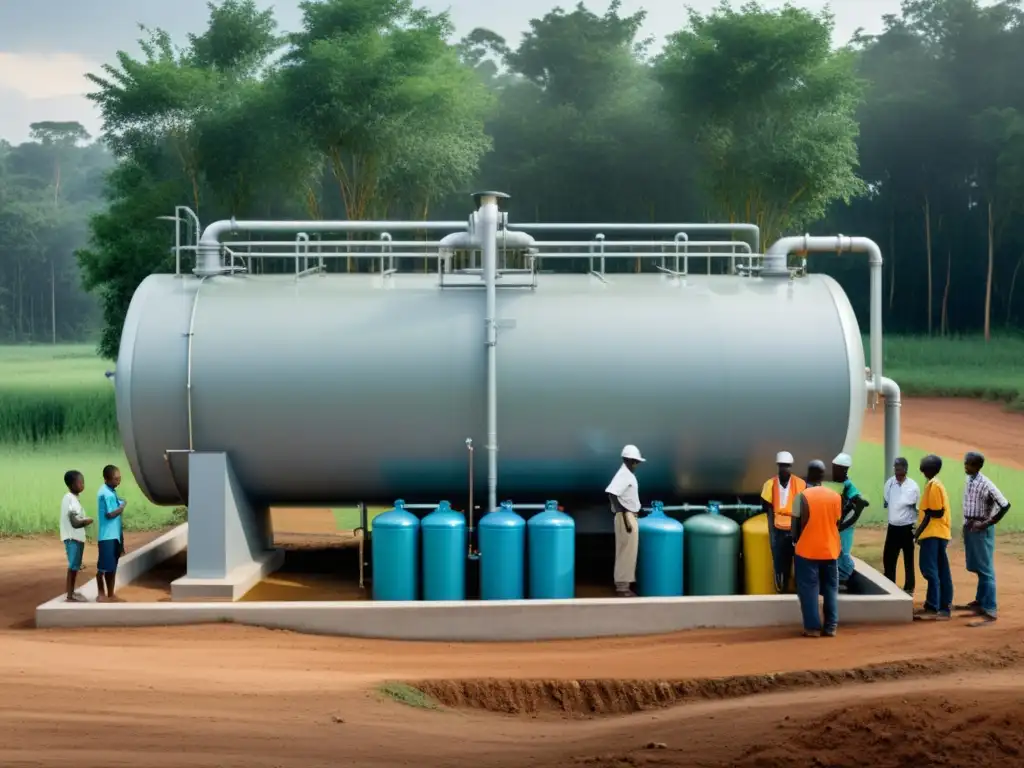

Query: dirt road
[2,397,1022,766]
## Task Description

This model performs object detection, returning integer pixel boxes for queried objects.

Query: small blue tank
[478,500,525,600]
[371,499,420,601]
[528,500,575,599]
[421,500,466,601]
[637,501,684,597]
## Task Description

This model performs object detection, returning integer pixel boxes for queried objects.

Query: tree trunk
[51,259,56,344]
[941,246,951,336]
[984,198,994,342]
[924,195,933,336]
[1007,256,1022,327]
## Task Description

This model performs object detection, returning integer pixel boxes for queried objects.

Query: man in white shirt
[59,470,93,602]
[882,457,919,595]
[605,444,645,597]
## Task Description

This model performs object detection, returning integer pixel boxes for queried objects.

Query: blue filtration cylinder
[371,499,420,601]
[478,500,526,600]
[637,501,685,597]
[421,500,467,601]
[527,500,575,599]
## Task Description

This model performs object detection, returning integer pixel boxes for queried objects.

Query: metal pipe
[530,251,752,260]
[466,438,475,555]
[869,376,902,490]
[510,504,546,510]
[196,218,468,276]
[477,193,503,513]
[764,235,884,397]
[529,240,749,250]
[513,222,760,252]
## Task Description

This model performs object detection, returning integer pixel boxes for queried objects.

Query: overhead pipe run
[195,218,468,277]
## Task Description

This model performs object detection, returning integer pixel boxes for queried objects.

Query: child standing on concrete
[60,470,93,602]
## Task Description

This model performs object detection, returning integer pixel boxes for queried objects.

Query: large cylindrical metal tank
[116,272,865,506]
[371,500,419,601]
[527,500,575,599]
[478,501,525,600]
[637,501,685,597]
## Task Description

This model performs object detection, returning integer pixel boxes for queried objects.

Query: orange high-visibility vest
[794,485,842,560]
[760,475,806,531]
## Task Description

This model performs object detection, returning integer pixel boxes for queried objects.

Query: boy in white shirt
[60,470,93,602]
[605,444,645,597]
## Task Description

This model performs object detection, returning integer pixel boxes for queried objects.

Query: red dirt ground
[2,397,1022,767]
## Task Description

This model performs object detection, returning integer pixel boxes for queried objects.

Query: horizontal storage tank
[116,273,865,506]
[479,501,525,600]
[527,500,575,599]
[371,500,419,601]
[421,500,466,601]
[637,501,684,597]
[685,505,741,596]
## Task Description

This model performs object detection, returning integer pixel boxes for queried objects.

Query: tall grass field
[1,337,1022,536]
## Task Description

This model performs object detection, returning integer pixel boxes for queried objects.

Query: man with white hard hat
[760,450,807,593]
[825,452,870,590]
[605,444,645,597]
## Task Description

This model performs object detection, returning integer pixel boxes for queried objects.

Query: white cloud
[0,52,96,100]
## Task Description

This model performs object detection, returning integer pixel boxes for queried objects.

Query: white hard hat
[621,444,645,462]
[776,451,794,465]
[832,452,853,468]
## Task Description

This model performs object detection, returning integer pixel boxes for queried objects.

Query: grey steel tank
[115,271,865,506]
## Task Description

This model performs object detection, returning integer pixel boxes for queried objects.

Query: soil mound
[412,645,1023,717]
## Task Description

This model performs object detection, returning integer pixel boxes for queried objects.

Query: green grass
[851,441,1024,532]
[0,442,185,537]
[377,682,440,710]
[876,334,1024,409]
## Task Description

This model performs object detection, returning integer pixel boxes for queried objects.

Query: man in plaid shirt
[958,451,1012,626]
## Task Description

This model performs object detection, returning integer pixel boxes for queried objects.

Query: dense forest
[2,0,1024,356]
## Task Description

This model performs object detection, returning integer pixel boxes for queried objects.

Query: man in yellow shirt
[760,451,806,593]
[915,453,953,620]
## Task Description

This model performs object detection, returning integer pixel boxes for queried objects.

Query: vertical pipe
[476,193,503,513]
[880,376,901,490]
[466,437,475,555]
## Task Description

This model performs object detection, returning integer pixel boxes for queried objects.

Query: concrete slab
[171,549,284,602]
[36,525,913,640]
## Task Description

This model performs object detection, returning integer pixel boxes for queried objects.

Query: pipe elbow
[879,375,901,403]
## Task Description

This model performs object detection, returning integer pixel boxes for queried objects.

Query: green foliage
[657,2,866,242]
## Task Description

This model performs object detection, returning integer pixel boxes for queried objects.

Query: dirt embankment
[412,643,1024,717]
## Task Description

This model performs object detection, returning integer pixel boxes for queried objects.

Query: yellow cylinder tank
[742,514,776,595]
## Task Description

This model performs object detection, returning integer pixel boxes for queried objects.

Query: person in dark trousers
[915,454,953,621]
[791,460,852,638]
[882,457,920,595]
[96,464,127,603]
[59,470,93,602]
[957,451,1011,626]
[760,451,807,593]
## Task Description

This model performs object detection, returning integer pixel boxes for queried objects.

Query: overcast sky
[0,0,901,144]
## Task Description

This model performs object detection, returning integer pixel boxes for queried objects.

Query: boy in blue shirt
[96,464,127,602]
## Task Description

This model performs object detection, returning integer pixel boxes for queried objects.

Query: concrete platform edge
[36,530,913,639]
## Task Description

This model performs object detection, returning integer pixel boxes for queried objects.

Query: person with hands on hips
[606,444,644,598]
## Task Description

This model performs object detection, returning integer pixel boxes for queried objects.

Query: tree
[657,2,866,245]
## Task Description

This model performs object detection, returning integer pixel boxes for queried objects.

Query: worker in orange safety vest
[760,451,807,593]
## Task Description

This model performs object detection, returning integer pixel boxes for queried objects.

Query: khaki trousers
[614,511,639,588]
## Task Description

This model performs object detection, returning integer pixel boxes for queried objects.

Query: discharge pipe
[475,192,507,513]
[195,217,468,276]
[868,376,902,489]
[763,235,884,397]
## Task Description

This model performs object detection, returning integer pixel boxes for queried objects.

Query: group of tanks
[371,498,782,601]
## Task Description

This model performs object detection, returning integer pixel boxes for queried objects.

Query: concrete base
[171,548,284,601]
[36,525,913,639]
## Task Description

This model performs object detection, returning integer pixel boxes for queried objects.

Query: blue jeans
[963,525,997,617]
[838,526,855,581]
[795,555,838,632]
[918,537,954,615]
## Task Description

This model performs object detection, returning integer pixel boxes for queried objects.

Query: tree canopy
[2,0,1023,356]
